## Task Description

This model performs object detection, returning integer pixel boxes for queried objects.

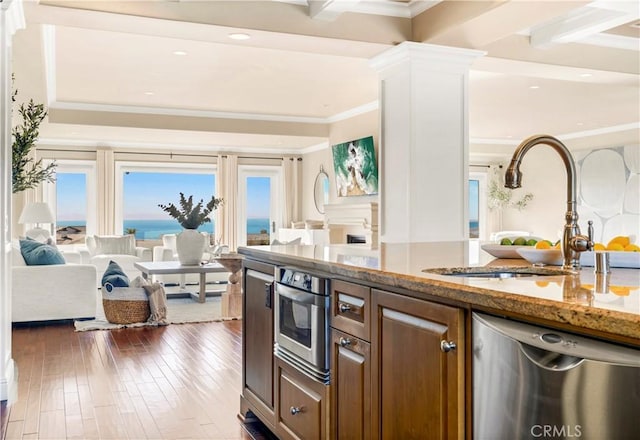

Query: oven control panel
[276,267,328,295]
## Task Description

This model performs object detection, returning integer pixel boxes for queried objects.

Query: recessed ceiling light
[228,33,251,40]
[172,50,187,56]
[529,85,540,89]
[144,91,155,96]
[579,73,592,78]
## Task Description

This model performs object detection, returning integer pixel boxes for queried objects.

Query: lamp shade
[18,202,55,224]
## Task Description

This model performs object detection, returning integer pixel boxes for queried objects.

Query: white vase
[176,229,206,266]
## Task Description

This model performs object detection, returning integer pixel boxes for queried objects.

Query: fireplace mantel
[324,202,378,247]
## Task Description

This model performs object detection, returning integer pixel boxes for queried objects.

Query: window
[43,160,96,245]
[115,163,217,244]
[238,165,282,246]
[469,171,487,240]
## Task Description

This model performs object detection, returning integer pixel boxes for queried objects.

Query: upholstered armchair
[85,235,152,283]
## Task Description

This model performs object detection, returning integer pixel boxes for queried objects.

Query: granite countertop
[238,242,640,343]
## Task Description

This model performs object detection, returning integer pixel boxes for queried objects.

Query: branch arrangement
[12,78,57,193]
[159,193,223,229]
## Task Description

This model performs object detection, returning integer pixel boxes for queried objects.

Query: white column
[1,0,25,402]
[370,42,484,243]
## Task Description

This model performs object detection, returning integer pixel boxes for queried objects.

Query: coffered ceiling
[10,0,640,155]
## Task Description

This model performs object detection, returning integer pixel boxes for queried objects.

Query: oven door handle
[276,283,326,307]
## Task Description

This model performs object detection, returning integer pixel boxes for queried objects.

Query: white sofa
[85,235,152,284]
[152,233,228,286]
[11,243,98,323]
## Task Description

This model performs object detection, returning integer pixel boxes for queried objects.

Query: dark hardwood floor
[2,320,276,440]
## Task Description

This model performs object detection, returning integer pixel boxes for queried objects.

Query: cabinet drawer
[331,280,370,341]
[330,329,371,440]
[276,358,328,440]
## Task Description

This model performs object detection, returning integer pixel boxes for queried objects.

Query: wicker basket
[102,286,150,324]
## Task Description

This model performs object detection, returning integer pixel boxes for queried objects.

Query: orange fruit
[610,286,630,296]
[535,280,549,288]
[607,236,630,248]
[593,243,605,251]
[536,241,551,250]
[624,244,640,252]
[553,242,561,249]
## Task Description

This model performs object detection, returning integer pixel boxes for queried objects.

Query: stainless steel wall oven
[274,267,330,384]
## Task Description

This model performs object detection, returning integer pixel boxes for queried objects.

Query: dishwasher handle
[473,312,640,367]
[518,341,585,371]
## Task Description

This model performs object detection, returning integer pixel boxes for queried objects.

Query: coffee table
[134,261,228,303]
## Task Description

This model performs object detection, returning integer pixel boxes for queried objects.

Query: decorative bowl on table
[481,236,543,259]
[516,248,640,268]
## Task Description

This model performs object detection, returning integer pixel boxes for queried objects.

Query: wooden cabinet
[330,328,371,440]
[276,357,330,440]
[241,260,276,428]
[371,289,464,440]
[330,280,372,440]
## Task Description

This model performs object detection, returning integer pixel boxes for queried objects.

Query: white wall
[302,110,379,222]
[496,144,640,244]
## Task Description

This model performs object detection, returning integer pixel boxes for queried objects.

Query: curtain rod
[43,149,303,161]
[469,164,501,168]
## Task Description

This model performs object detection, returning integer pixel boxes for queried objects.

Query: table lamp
[19,202,55,240]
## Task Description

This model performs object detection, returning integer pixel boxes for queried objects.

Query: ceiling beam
[412,1,591,49]
[308,0,361,21]
[530,1,640,48]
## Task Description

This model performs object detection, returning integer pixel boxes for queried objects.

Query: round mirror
[314,166,330,214]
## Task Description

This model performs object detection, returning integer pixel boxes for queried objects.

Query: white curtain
[282,157,301,228]
[96,148,115,235]
[218,154,238,251]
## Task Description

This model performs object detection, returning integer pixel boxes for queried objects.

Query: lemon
[624,244,640,252]
[536,241,551,250]
[607,236,630,248]
[607,242,625,251]
[593,243,605,251]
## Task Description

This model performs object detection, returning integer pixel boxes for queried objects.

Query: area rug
[74,294,240,331]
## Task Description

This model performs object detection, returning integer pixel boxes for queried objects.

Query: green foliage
[487,166,533,211]
[158,193,223,229]
[11,79,56,193]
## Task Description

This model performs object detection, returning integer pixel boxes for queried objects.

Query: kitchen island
[240,241,639,341]
[238,242,640,440]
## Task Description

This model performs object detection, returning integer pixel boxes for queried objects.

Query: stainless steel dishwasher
[473,312,640,440]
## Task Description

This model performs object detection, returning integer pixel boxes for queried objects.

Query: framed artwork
[331,136,378,197]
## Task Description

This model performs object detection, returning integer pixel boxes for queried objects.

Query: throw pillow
[93,235,136,256]
[19,239,65,266]
[101,260,130,288]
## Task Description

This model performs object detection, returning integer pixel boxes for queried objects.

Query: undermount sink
[423,267,574,279]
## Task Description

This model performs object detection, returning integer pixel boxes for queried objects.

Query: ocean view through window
[122,171,217,241]
[470,179,479,238]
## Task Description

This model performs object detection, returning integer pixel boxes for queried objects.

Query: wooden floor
[2,321,277,440]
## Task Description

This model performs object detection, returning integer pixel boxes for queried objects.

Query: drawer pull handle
[339,337,352,347]
[440,340,457,353]
[290,406,302,415]
[339,303,351,313]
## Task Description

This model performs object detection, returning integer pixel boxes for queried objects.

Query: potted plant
[159,193,223,265]
[12,78,57,193]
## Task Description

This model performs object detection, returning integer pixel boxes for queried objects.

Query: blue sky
[57,172,272,221]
